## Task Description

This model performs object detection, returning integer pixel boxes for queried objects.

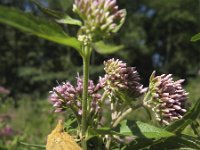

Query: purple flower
[145,71,189,125]
[49,81,79,113]
[49,74,102,114]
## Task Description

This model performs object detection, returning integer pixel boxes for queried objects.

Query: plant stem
[112,103,143,128]
[101,91,109,104]
[81,45,91,150]
[143,91,151,102]
[105,136,112,150]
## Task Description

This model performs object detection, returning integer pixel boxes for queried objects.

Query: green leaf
[125,134,200,150]
[86,127,104,150]
[86,127,99,141]
[93,41,124,54]
[32,0,82,26]
[120,120,174,139]
[123,138,153,150]
[191,33,200,42]
[56,16,82,26]
[0,6,81,51]
[190,121,200,137]
[165,98,200,133]
[150,134,200,150]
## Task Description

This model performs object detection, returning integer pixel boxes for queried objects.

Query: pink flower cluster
[103,58,146,97]
[146,71,188,125]
[49,75,104,114]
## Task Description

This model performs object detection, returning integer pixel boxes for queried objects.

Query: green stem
[143,91,151,102]
[81,45,91,150]
[112,103,143,128]
[101,91,109,104]
[105,136,112,150]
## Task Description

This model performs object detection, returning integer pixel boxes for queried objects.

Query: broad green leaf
[32,0,82,26]
[120,120,174,139]
[93,41,124,54]
[125,134,200,150]
[150,134,200,150]
[165,98,200,133]
[191,33,200,42]
[123,138,153,150]
[0,6,81,51]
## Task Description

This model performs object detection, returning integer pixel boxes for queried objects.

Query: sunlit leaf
[120,120,174,139]
[56,16,82,26]
[32,0,82,26]
[0,6,81,51]
[125,134,200,150]
[93,41,124,54]
[191,33,200,42]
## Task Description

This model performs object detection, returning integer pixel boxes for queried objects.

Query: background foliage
[0,0,200,149]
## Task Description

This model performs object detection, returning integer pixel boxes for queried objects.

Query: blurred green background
[0,0,200,149]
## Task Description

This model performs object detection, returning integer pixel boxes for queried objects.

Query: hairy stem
[81,45,91,150]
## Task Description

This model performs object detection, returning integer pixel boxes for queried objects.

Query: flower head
[73,0,126,40]
[49,74,102,114]
[49,81,80,113]
[103,58,146,97]
[145,71,189,125]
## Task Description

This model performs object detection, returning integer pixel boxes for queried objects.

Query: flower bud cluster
[76,75,103,113]
[103,58,146,97]
[146,71,188,125]
[49,75,103,114]
[49,81,80,113]
[73,0,126,40]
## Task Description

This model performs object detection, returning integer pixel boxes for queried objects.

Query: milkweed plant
[0,0,200,150]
